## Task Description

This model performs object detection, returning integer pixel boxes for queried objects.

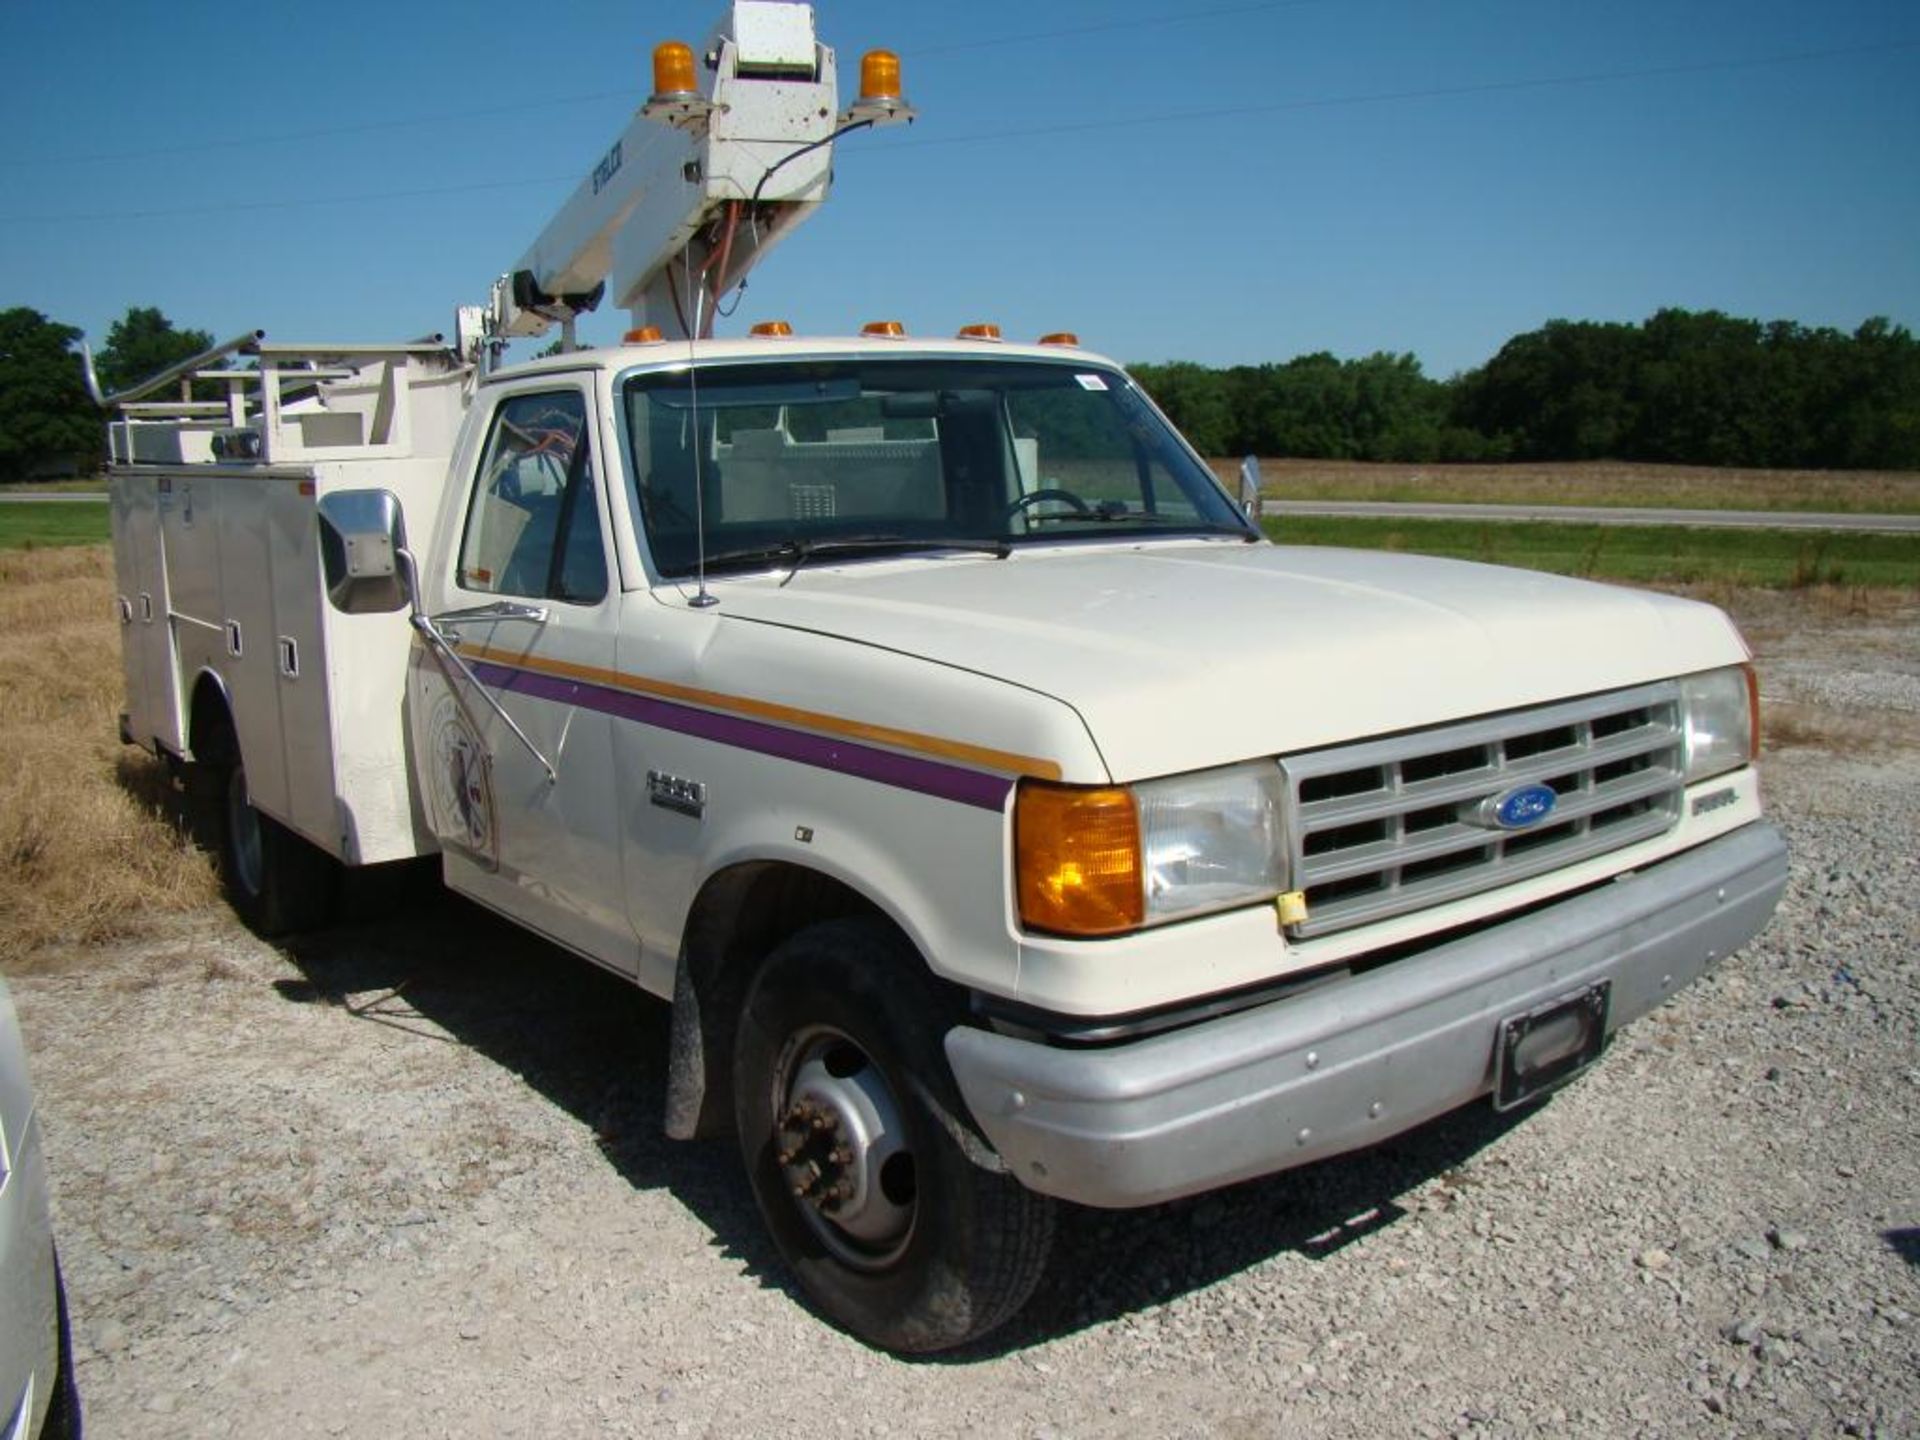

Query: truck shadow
[977,1102,1528,1360]
[271,883,1536,1359]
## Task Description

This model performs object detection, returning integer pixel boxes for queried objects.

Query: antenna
[684,240,718,610]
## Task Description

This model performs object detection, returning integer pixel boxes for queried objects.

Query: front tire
[733,917,1055,1353]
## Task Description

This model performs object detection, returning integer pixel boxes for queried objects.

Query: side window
[457,391,608,603]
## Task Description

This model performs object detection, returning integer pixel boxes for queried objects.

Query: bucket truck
[101,0,1787,1353]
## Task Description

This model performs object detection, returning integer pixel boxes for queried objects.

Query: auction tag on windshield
[1074,374,1109,391]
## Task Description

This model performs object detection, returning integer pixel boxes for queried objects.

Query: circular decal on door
[427,694,497,863]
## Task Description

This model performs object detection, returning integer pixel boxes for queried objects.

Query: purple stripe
[470,660,1015,811]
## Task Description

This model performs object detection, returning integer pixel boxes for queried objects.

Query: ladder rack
[95,332,471,469]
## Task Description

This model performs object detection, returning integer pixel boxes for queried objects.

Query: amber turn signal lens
[1015,782,1143,936]
[859,49,903,102]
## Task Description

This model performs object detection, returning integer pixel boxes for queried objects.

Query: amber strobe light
[651,41,698,100]
[859,49,903,104]
[1015,782,1144,936]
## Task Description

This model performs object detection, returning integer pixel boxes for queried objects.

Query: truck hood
[710,540,1749,781]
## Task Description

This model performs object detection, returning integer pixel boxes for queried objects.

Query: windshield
[620,356,1251,578]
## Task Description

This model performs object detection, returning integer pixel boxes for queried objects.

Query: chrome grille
[1279,681,1685,939]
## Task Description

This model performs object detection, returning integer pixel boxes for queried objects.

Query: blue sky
[2,0,1915,378]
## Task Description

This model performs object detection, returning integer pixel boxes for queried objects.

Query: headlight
[1015,761,1287,937]
[1680,664,1757,783]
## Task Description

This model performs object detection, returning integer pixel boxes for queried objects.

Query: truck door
[410,383,635,971]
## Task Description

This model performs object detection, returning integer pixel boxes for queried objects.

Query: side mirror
[318,489,413,614]
[1238,454,1263,523]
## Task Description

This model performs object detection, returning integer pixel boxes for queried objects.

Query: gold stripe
[467,644,1064,781]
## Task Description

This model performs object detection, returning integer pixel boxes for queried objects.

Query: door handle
[431,600,550,626]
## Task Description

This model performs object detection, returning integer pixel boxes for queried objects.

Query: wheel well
[664,862,884,1141]
[187,673,235,762]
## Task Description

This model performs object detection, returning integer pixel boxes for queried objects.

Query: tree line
[1132,308,1920,471]
[3,303,1917,480]
[0,307,212,480]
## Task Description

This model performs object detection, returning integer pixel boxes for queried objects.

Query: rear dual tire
[196,721,334,937]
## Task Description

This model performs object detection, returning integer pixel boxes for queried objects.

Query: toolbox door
[266,478,338,847]
[110,473,185,754]
[216,480,292,822]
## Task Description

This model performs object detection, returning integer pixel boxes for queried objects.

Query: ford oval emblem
[1487,782,1559,830]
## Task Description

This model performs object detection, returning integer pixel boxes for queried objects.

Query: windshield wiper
[694,535,1011,584]
[778,535,1010,585]
[1026,510,1245,534]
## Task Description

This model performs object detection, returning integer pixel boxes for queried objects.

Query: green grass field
[1265,515,1920,588]
[1215,457,1920,515]
[0,502,109,550]
[5,498,1913,587]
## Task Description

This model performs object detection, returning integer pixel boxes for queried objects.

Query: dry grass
[1211,458,1920,514]
[0,546,218,970]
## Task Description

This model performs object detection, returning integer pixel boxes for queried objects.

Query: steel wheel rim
[770,1024,918,1271]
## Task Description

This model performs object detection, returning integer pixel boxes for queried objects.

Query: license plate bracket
[1493,980,1611,1111]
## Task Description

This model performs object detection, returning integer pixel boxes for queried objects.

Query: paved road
[1264,499,1920,533]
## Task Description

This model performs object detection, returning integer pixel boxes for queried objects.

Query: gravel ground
[11,592,1918,1439]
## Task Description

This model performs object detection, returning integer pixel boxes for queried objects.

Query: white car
[0,978,78,1439]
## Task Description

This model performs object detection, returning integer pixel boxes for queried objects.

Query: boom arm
[485,2,906,352]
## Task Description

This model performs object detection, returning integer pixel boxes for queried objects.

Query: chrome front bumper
[946,822,1790,1208]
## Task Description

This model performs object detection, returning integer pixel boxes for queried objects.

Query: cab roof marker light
[1038,332,1080,347]
[957,323,1003,342]
[862,320,907,338]
[749,320,794,337]
[623,325,666,345]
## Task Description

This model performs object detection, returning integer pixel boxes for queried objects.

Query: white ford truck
[100,2,1788,1352]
